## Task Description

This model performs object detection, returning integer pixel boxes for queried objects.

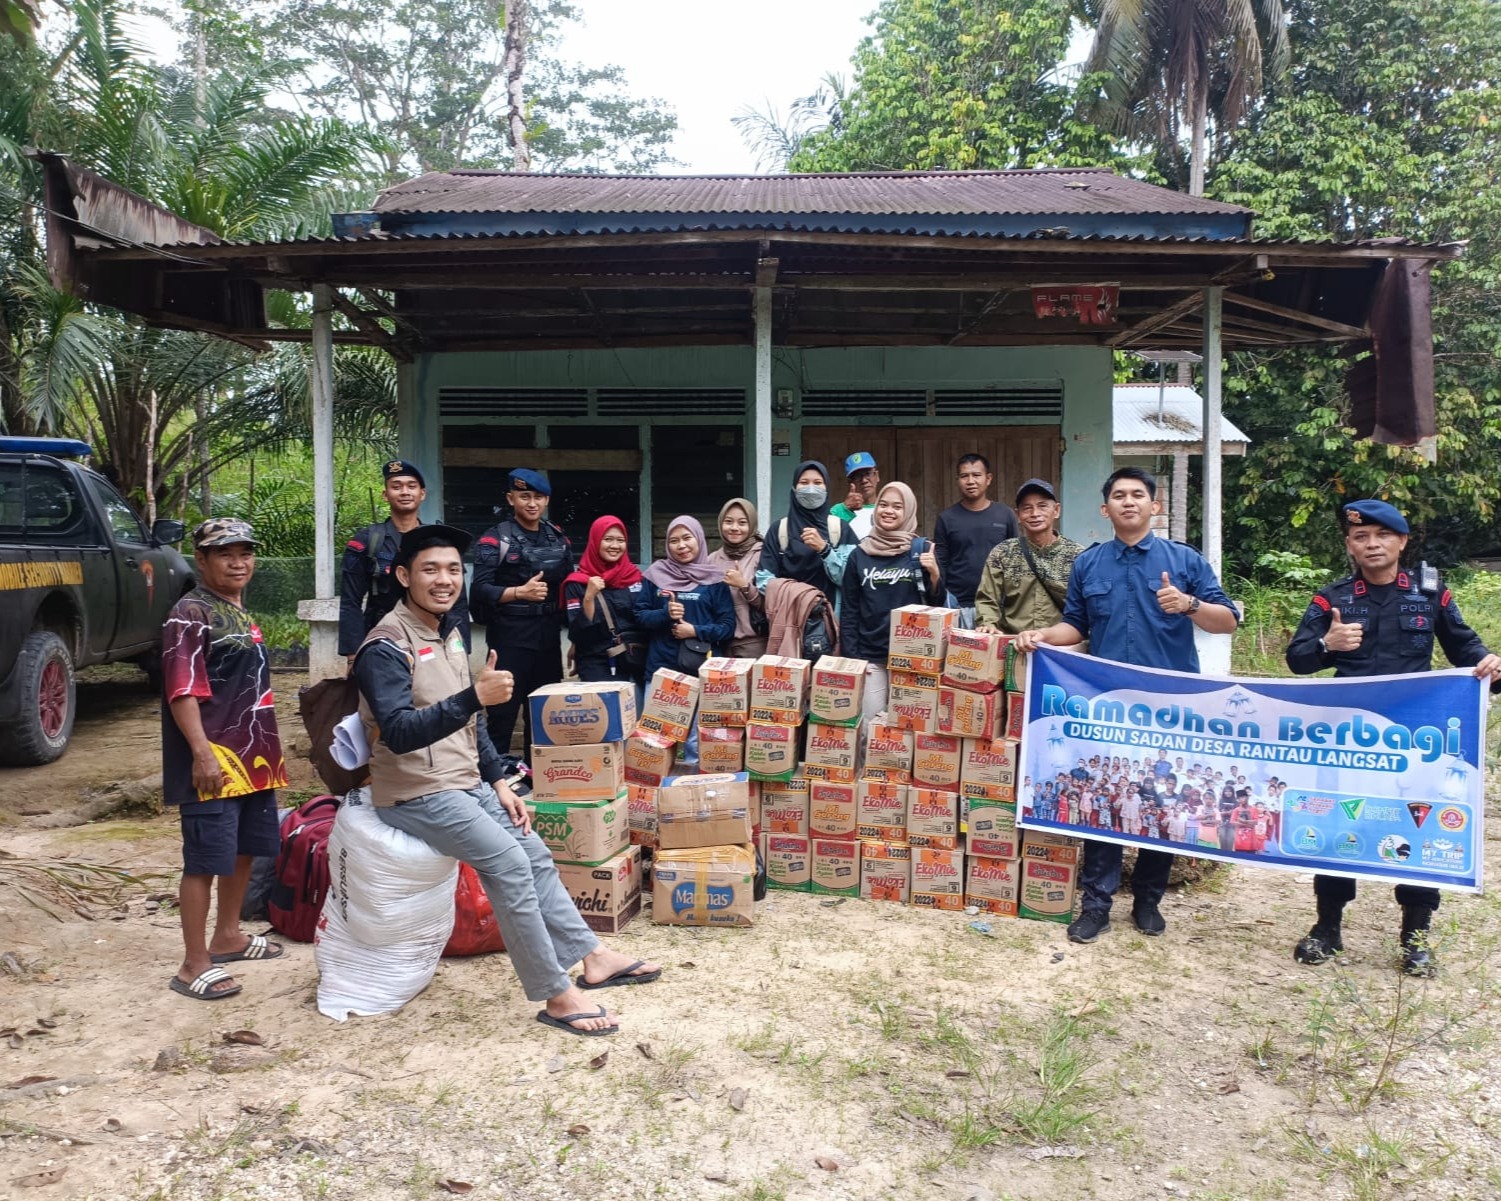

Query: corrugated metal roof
[369,169,1250,218]
[1114,384,1250,445]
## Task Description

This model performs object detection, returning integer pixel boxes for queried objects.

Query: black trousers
[484,631,563,755]
[1078,842,1174,914]
[1313,873,1440,913]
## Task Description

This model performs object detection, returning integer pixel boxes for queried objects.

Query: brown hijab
[859,481,918,557]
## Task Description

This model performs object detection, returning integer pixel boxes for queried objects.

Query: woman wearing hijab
[756,460,858,608]
[707,497,768,659]
[562,516,649,703]
[637,516,736,680]
[837,482,942,722]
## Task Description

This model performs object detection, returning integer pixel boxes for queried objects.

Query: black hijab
[778,459,835,581]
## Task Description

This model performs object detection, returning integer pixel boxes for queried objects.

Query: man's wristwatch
[1186,596,1201,615]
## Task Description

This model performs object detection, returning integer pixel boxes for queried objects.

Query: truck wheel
[0,631,77,766]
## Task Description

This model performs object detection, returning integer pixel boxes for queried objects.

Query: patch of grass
[1006,1007,1099,1145]
[1287,1125,1428,1201]
[626,1037,702,1107]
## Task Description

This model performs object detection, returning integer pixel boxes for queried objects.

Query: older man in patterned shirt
[974,479,1083,635]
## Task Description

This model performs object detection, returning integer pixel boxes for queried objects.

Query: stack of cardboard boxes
[652,770,757,926]
[526,682,642,932]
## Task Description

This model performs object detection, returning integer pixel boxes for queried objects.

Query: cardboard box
[626,783,657,847]
[803,720,860,782]
[556,845,642,933]
[697,724,745,773]
[760,777,810,835]
[863,719,914,782]
[911,732,963,791]
[761,832,812,892]
[938,687,1004,740]
[530,741,626,804]
[657,772,754,850]
[527,792,629,865]
[968,798,1020,859]
[744,721,800,781]
[941,629,1012,693]
[810,837,860,896]
[1019,846,1079,924]
[856,780,908,842]
[1021,830,1084,864]
[966,854,1021,917]
[1003,691,1026,741]
[1004,643,1028,693]
[888,672,940,733]
[637,668,701,743]
[652,843,756,927]
[749,655,811,725]
[623,730,677,788]
[906,787,959,850]
[808,780,859,839]
[697,657,755,725]
[860,840,911,903]
[808,656,868,727]
[528,680,638,747]
[910,847,966,911]
[960,737,1019,803]
[887,605,954,673]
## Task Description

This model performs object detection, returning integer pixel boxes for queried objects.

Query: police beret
[507,468,551,496]
[394,523,473,568]
[1340,499,1408,535]
[382,459,425,487]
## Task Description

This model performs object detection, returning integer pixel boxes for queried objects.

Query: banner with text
[1017,647,1486,892]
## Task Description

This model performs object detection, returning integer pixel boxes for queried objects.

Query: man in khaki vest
[354,524,661,1036]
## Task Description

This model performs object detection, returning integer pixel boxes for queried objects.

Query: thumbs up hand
[517,571,548,602]
[1156,571,1192,615]
[1324,607,1364,653]
[665,591,685,622]
[475,650,515,706]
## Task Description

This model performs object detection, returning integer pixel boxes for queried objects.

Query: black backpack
[801,598,835,660]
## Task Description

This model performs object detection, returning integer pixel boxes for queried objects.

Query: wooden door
[795,429,898,511]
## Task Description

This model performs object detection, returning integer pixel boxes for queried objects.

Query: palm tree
[1079,0,1290,195]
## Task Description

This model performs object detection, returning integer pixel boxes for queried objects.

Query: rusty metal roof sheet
[1114,383,1250,445]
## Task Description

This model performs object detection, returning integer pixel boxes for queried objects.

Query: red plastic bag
[443,863,506,957]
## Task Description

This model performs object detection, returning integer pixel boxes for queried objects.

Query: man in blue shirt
[1016,467,1239,944]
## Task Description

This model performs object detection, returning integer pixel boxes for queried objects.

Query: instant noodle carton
[960,737,1018,804]
[744,721,800,781]
[749,655,811,725]
[888,670,940,733]
[1002,691,1026,741]
[905,786,959,850]
[910,847,965,910]
[1019,844,1079,924]
[808,656,867,726]
[626,783,658,847]
[623,730,677,788]
[887,604,954,673]
[556,845,641,933]
[856,780,908,842]
[528,680,638,747]
[697,657,755,726]
[1021,829,1084,864]
[860,840,911,903]
[937,687,1003,740]
[760,777,811,835]
[911,732,962,791]
[656,772,754,850]
[803,721,860,782]
[761,832,812,892]
[530,742,626,803]
[697,724,745,773]
[966,854,1021,917]
[810,837,860,896]
[941,629,1011,693]
[808,780,859,839]
[527,791,629,865]
[862,718,914,782]
[637,668,701,743]
[1004,643,1028,693]
[652,843,756,927]
[967,797,1020,859]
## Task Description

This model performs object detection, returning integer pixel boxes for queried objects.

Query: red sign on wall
[1031,283,1121,325]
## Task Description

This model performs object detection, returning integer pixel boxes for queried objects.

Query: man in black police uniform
[338,459,470,661]
[471,469,574,752]
[1286,498,1500,977]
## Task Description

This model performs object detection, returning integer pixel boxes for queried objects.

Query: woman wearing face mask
[561,516,649,704]
[707,497,768,659]
[756,460,859,608]
[837,482,942,722]
[637,517,736,680]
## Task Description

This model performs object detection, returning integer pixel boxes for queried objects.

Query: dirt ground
[2,674,1499,1201]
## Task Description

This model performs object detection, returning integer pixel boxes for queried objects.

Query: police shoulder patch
[1310,594,1330,612]
[347,538,366,551]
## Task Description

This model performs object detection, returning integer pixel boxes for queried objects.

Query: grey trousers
[376,782,599,1002]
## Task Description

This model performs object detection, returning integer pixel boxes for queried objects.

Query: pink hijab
[642,515,726,590]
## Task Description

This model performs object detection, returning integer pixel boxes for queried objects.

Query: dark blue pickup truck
[0,437,193,764]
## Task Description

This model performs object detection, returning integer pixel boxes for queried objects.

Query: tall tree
[503,0,531,170]
[1078,0,1290,194]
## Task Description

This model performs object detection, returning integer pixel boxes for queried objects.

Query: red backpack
[267,794,341,942]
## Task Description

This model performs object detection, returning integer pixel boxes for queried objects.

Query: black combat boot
[1294,893,1345,965]
[1399,906,1437,978]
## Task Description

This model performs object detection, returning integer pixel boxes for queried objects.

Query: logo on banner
[1339,798,1366,822]
[1293,826,1323,853]
[1406,802,1432,828]
[1378,835,1412,862]
[1437,807,1467,832]
[1334,833,1363,858]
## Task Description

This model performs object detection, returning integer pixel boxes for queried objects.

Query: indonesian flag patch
[417,646,436,661]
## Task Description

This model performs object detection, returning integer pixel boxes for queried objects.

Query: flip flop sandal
[168,967,242,1001]
[210,934,284,964]
[577,960,662,990]
[535,1006,618,1037]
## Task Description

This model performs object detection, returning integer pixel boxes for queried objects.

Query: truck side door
[82,476,172,655]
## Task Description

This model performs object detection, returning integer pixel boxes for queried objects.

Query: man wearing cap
[934,454,1018,628]
[161,519,289,1001]
[1286,499,1501,977]
[470,469,574,752]
[975,479,1082,635]
[339,459,470,661]
[355,524,660,1036]
[831,452,880,539]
